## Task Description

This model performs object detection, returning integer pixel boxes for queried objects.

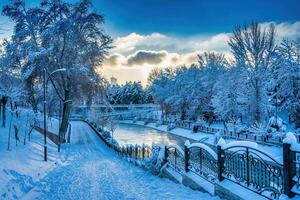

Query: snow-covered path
[23,121,218,200]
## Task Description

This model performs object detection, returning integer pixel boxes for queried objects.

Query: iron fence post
[217,145,224,181]
[142,145,145,160]
[283,142,295,198]
[174,148,177,171]
[164,146,168,163]
[184,144,189,173]
[246,147,250,186]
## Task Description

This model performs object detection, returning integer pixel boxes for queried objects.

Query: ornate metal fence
[186,143,218,183]
[289,144,300,197]
[116,144,152,161]
[165,144,185,174]
[221,145,284,199]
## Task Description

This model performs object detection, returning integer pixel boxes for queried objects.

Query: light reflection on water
[113,123,189,147]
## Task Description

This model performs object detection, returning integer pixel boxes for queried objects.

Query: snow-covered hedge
[167,123,176,131]
[155,121,162,127]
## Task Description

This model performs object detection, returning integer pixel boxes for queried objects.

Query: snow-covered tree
[274,38,300,128]
[212,65,245,124]
[228,22,276,124]
[3,0,112,139]
[107,81,148,104]
[0,49,24,127]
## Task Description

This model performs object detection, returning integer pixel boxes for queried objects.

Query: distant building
[110,76,117,85]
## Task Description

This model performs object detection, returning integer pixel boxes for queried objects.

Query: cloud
[102,53,125,68]
[114,32,171,55]
[261,21,300,39]
[113,32,231,56]
[126,50,167,66]
[101,21,300,86]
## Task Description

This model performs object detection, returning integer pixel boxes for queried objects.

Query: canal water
[113,123,191,147]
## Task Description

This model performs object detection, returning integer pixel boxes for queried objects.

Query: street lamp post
[43,68,66,161]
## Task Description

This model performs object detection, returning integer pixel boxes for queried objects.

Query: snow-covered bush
[143,118,153,125]
[283,132,297,144]
[148,144,166,175]
[267,116,286,132]
[192,124,199,133]
[132,116,139,123]
[101,130,111,140]
[155,121,162,127]
[246,122,267,136]
[167,123,176,131]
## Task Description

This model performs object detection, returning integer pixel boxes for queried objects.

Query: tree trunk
[2,96,8,128]
[26,79,38,113]
[59,89,72,140]
[254,79,261,124]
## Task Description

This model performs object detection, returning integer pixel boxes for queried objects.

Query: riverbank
[119,120,283,162]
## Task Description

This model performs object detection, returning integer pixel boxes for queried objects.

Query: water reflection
[114,123,192,147]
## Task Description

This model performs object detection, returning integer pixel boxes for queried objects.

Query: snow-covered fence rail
[196,125,285,146]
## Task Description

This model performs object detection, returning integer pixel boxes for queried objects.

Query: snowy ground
[0,111,62,199]
[1,119,219,200]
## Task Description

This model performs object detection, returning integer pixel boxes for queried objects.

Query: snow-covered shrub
[167,123,176,131]
[133,116,138,123]
[155,121,162,127]
[192,124,199,133]
[101,130,111,140]
[148,144,166,175]
[283,132,297,144]
[246,122,267,136]
[267,116,286,132]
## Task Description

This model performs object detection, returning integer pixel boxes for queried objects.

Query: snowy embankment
[0,109,65,199]
[120,120,283,162]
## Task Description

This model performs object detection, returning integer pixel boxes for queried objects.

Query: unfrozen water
[113,123,189,147]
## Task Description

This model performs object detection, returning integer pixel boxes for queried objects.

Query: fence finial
[283,132,297,144]
[184,140,190,146]
[217,137,226,147]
